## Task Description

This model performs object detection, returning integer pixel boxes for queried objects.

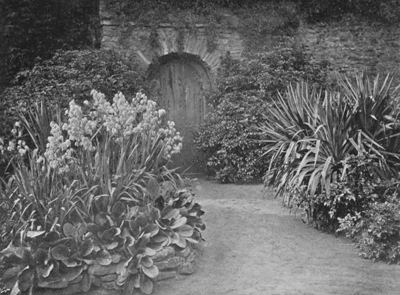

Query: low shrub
[194,40,329,183]
[338,188,400,264]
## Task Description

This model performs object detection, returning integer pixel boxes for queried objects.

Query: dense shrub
[0,49,152,178]
[0,90,204,294]
[338,186,400,264]
[194,40,329,183]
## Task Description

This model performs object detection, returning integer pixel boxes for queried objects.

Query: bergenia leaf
[176,236,187,248]
[171,217,187,229]
[112,201,126,220]
[81,272,92,292]
[18,268,34,292]
[62,266,83,282]
[35,248,49,265]
[95,212,109,227]
[123,277,135,295]
[142,265,159,279]
[143,247,156,257]
[96,249,112,266]
[147,178,160,199]
[161,206,179,220]
[143,224,159,237]
[101,227,121,242]
[147,203,161,221]
[132,273,141,288]
[140,275,154,295]
[81,239,94,257]
[176,225,194,237]
[2,266,23,280]
[37,263,54,278]
[62,258,78,268]
[112,254,122,264]
[105,241,119,250]
[51,245,70,260]
[141,256,153,268]
[62,223,76,237]
[86,223,100,235]
[43,231,60,244]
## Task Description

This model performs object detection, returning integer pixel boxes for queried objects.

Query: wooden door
[150,54,212,172]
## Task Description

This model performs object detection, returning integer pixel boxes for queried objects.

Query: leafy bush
[338,188,400,264]
[261,72,400,232]
[194,41,329,183]
[0,90,205,294]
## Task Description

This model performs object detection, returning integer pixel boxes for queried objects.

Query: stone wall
[300,18,400,80]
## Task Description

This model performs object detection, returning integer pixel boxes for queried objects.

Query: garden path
[155,179,400,295]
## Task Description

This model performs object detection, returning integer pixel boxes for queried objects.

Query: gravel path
[154,179,400,295]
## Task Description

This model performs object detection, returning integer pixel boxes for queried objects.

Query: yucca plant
[261,72,400,216]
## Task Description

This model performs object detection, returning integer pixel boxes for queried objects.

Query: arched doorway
[148,53,213,173]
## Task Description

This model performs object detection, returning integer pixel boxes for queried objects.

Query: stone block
[154,261,168,270]
[178,262,195,275]
[100,274,117,282]
[175,246,191,258]
[88,264,117,276]
[155,271,177,282]
[166,257,185,269]
[186,249,197,263]
[153,247,175,262]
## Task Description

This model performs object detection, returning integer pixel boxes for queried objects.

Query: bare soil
[155,179,400,295]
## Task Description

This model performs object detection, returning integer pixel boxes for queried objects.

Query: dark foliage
[0,0,100,93]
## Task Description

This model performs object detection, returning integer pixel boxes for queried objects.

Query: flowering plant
[45,90,182,174]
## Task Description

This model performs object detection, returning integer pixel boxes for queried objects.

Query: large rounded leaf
[142,265,159,279]
[161,206,180,220]
[95,212,109,227]
[141,256,153,268]
[112,201,126,220]
[147,203,161,221]
[147,178,160,199]
[81,272,92,292]
[51,245,70,260]
[35,248,49,265]
[140,274,154,295]
[171,217,187,229]
[101,227,121,242]
[123,277,135,295]
[61,266,83,282]
[81,239,94,257]
[37,263,54,278]
[96,249,112,266]
[143,224,159,237]
[18,268,35,292]
[43,231,60,244]
[176,236,187,248]
[176,225,194,237]
[63,223,76,237]
[2,266,23,280]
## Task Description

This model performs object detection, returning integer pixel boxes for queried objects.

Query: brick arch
[129,26,243,74]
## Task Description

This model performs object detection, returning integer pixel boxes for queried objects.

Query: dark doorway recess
[148,53,213,173]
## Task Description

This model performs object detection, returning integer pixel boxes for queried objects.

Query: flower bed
[0,90,205,294]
